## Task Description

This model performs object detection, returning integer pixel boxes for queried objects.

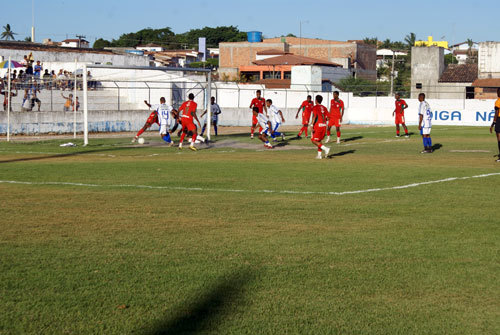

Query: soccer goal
[81,64,213,145]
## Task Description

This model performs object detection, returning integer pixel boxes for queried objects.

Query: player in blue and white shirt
[156,97,176,146]
[265,99,285,141]
[253,107,273,149]
[418,93,433,153]
[200,96,222,137]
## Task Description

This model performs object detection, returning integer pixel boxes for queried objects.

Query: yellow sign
[415,36,448,49]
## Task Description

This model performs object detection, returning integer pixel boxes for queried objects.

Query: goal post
[82,64,212,146]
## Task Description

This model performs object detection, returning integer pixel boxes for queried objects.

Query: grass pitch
[0,126,499,334]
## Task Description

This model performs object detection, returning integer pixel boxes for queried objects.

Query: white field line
[1,173,499,196]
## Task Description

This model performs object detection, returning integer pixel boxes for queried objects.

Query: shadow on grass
[0,146,136,164]
[432,143,443,151]
[342,136,363,143]
[327,149,356,158]
[143,269,255,335]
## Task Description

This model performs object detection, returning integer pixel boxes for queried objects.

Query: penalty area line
[1,172,500,196]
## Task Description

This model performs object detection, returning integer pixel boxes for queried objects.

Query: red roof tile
[472,78,500,87]
[438,64,477,83]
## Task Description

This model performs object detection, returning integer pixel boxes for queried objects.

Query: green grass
[0,126,499,334]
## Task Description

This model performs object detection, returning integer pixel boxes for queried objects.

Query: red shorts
[328,116,340,128]
[395,114,405,125]
[252,114,258,125]
[146,112,159,125]
[312,125,326,142]
[182,121,196,132]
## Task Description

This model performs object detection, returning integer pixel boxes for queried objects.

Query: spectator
[61,92,73,112]
[57,69,65,90]
[34,61,43,78]
[22,85,41,112]
[43,69,51,89]
[73,97,80,111]
[20,55,28,67]
[1,87,18,111]
[87,71,97,90]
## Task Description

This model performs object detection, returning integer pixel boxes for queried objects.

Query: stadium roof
[252,54,342,67]
[438,64,478,83]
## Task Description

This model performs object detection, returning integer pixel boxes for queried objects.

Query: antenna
[76,35,86,48]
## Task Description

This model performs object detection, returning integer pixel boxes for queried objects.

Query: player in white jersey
[156,97,176,146]
[200,96,222,137]
[265,99,285,141]
[253,107,273,149]
[417,93,433,153]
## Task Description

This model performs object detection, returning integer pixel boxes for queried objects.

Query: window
[416,83,422,89]
[284,71,291,79]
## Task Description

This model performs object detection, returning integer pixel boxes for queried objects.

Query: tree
[23,36,31,42]
[1,24,16,40]
[93,38,112,49]
[363,37,378,46]
[466,38,476,64]
[404,32,416,49]
[444,54,458,65]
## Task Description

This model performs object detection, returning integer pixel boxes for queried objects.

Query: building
[411,46,477,99]
[219,36,376,81]
[136,43,164,52]
[61,38,89,48]
[450,41,478,64]
[472,42,500,98]
[415,36,449,49]
[149,49,203,67]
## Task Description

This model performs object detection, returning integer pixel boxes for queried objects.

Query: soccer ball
[138,137,145,144]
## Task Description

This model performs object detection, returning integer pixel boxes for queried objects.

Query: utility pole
[390,50,395,96]
[76,35,86,48]
[31,0,35,42]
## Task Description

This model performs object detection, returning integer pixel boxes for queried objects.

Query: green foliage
[176,26,247,48]
[93,38,112,49]
[336,77,391,96]
[363,37,378,45]
[445,53,458,65]
[404,32,416,49]
[1,23,16,40]
[187,58,219,69]
[111,27,177,48]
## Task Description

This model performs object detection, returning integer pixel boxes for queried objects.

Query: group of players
[132,87,500,161]
[132,93,221,151]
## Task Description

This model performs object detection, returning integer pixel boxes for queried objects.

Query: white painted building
[136,44,164,52]
[61,39,89,48]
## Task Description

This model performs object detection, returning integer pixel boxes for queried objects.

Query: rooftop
[0,40,112,54]
[438,64,478,83]
[252,54,342,67]
[472,78,500,87]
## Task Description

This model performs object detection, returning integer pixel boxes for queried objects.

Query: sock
[337,131,341,138]
[327,130,331,136]
[422,137,427,148]
[396,129,400,136]
[214,125,218,136]
[265,140,269,145]
[320,145,327,152]
[191,133,197,144]
[180,132,186,144]
[162,134,171,143]
[404,128,408,135]
[305,127,308,137]
[201,125,206,135]
[498,141,500,155]
[317,144,322,152]
[298,127,303,136]
[428,137,432,148]
[136,128,145,137]
[251,127,254,136]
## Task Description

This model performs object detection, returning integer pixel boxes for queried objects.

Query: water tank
[247,31,262,43]
[126,50,144,56]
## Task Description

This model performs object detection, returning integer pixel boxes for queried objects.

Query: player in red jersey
[178,93,202,151]
[311,95,331,159]
[393,92,409,137]
[295,95,313,138]
[326,91,344,144]
[249,90,267,139]
[132,99,161,142]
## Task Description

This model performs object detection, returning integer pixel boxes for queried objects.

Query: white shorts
[159,123,169,135]
[421,127,431,135]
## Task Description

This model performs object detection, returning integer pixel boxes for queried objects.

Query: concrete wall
[0,49,150,68]
[478,42,500,78]
[411,46,445,98]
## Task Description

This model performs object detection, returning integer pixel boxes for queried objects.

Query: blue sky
[1,0,497,47]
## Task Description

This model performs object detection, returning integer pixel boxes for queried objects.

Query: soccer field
[0,126,498,334]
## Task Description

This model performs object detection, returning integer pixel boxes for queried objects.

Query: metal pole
[390,50,395,96]
[206,71,212,141]
[73,58,77,138]
[83,64,88,146]
[7,56,11,142]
